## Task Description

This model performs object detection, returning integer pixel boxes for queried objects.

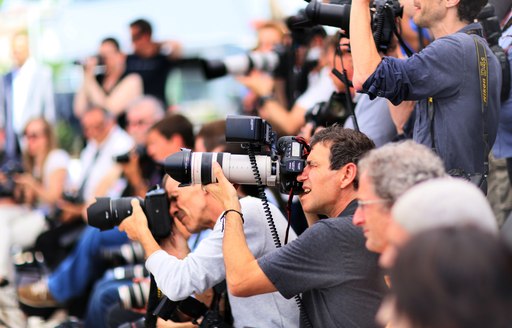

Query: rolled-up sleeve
[362,36,465,105]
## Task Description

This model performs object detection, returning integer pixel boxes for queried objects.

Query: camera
[305,92,353,129]
[0,159,23,198]
[101,242,146,267]
[164,115,309,194]
[200,47,286,80]
[300,0,403,54]
[118,280,150,310]
[86,185,172,240]
[72,55,106,75]
[477,3,510,102]
[115,145,147,164]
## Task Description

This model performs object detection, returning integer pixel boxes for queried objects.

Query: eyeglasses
[127,119,152,127]
[24,132,44,140]
[357,199,391,210]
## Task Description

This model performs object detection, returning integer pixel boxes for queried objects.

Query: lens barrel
[164,151,278,186]
[87,197,142,231]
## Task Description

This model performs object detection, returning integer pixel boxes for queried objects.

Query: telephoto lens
[112,264,149,281]
[101,242,146,267]
[164,150,278,186]
[118,280,150,310]
[87,197,140,231]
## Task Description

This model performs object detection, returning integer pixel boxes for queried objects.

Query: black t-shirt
[125,53,174,105]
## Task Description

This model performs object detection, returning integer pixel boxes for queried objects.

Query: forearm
[83,75,108,108]
[260,101,304,135]
[223,211,271,296]
[137,227,161,260]
[350,0,382,90]
[146,245,225,301]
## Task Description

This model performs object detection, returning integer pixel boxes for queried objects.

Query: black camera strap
[472,35,490,186]
[333,33,359,132]
[75,147,102,200]
[428,32,489,190]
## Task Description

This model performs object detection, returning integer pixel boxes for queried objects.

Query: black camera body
[114,145,147,164]
[164,115,309,194]
[0,159,24,198]
[301,0,403,54]
[305,92,352,129]
[87,185,172,240]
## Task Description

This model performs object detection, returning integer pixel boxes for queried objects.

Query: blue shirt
[362,23,501,174]
[492,23,512,158]
[344,94,397,147]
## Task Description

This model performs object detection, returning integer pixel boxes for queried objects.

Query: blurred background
[0,0,305,136]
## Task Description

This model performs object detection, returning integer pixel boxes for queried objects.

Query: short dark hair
[150,114,194,149]
[197,120,227,152]
[310,126,375,188]
[101,37,120,51]
[130,18,152,36]
[457,0,487,22]
[391,226,512,328]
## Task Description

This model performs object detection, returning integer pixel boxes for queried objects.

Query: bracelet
[221,209,244,232]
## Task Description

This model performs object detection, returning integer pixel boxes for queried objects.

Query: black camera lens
[87,197,140,231]
[163,150,193,185]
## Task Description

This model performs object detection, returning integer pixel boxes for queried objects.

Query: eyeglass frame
[356,198,392,210]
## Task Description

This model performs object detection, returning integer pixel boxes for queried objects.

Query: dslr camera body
[165,115,310,194]
[87,185,171,240]
[300,0,403,54]
[0,159,24,198]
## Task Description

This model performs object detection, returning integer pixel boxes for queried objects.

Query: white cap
[392,177,498,235]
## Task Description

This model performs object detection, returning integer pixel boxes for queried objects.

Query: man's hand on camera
[203,163,241,212]
[119,199,150,241]
[119,199,161,259]
[236,71,274,98]
[84,56,99,77]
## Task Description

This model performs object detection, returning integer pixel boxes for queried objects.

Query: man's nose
[352,206,365,227]
[169,200,179,218]
[297,166,309,182]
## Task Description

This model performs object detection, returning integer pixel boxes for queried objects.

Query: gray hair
[127,96,165,121]
[358,140,446,205]
[392,177,498,235]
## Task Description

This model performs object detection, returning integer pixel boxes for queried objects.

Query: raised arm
[205,164,277,297]
[350,0,383,90]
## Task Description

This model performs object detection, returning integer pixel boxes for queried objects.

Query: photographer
[73,37,143,121]
[238,25,336,136]
[119,176,300,327]
[205,126,384,327]
[350,0,501,191]
[18,106,134,307]
[126,19,182,107]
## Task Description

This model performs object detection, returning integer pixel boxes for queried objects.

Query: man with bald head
[379,178,498,269]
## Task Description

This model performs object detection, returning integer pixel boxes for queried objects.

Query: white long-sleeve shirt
[146,196,300,328]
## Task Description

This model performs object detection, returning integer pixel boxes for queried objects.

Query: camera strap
[472,35,490,185]
[429,32,489,191]
[76,147,102,200]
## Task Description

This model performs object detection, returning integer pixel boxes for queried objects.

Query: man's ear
[339,163,357,189]
[445,0,460,9]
